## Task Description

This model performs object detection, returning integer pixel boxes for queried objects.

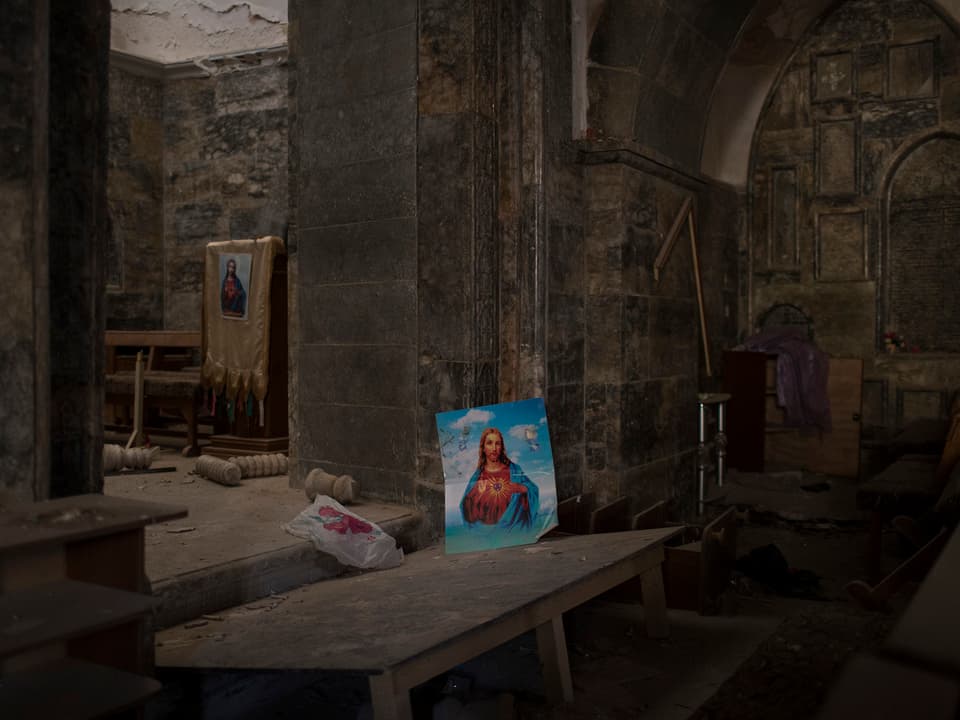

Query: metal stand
[697,392,731,515]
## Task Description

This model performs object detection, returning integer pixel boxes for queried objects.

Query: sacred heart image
[436,398,559,554]
[219,252,252,320]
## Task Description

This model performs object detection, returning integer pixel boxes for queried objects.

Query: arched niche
[701,0,960,187]
[882,134,960,352]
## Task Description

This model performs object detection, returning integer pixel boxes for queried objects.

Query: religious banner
[202,236,284,419]
[436,398,559,554]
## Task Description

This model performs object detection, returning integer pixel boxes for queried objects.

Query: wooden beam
[653,196,692,283]
[688,213,712,378]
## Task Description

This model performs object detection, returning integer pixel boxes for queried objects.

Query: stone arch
[702,0,960,187]
[757,302,815,340]
[880,132,960,352]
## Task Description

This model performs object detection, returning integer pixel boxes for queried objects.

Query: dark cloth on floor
[736,543,823,599]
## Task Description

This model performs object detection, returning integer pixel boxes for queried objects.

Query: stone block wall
[107,66,164,329]
[48,0,110,497]
[578,158,739,518]
[106,59,289,331]
[1,0,110,500]
[164,63,289,330]
[291,0,420,503]
[1,0,49,501]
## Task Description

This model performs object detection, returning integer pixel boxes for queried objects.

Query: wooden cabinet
[0,494,186,718]
[723,351,863,478]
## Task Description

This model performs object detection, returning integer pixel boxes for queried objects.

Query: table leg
[536,615,574,704]
[369,671,412,720]
[640,565,669,639]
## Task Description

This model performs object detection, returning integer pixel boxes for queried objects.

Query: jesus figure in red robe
[460,428,538,530]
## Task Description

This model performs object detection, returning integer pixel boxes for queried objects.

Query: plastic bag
[282,495,404,570]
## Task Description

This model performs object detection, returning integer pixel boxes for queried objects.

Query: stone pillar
[0,0,50,501]
[0,0,108,500]
[48,0,110,497]
[415,0,501,534]
[290,1,420,499]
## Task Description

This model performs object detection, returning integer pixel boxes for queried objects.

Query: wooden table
[157,527,682,719]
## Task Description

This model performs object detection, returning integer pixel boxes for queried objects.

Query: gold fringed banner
[202,236,284,405]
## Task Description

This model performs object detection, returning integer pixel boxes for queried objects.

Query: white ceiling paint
[111,0,287,64]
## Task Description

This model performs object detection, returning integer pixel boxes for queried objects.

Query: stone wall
[106,59,288,331]
[290,0,420,507]
[577,156,740,517]
[0,0,110,500]
[1,0,49,501]
[48,0,110,497]
[164,63,289,329]
[750,0,960,428]
[107,66,164,329]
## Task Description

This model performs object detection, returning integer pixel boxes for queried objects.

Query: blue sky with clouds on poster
[436,398,558,528]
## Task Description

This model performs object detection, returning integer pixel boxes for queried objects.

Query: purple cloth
[742,328,832,431]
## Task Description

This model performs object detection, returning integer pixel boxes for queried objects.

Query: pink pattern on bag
[315,505,374,535]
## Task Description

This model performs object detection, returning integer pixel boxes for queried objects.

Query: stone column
[48,0,110,496]
[0,0,50,501]
[290,1,420,499]
[415,0,500,533]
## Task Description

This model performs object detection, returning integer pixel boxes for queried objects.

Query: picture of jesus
[219,254,251,319]
[460,428,538,530]
[437,398,558,554]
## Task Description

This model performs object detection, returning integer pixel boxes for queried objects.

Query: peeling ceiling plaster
[111,0,287,63]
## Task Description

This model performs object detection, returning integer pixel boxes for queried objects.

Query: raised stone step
[104,453,424,630]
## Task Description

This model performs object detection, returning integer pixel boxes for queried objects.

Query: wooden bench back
[105,330,201,373]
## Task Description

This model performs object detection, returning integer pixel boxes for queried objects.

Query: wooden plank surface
[156,528,682,673]
[0,579,158,659]
[884,527,960,676]
[0,657,161,720]
[0,494,187,554]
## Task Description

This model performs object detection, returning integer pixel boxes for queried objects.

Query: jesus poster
[436,398,559,554]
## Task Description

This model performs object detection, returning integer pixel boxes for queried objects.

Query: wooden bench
[0,494,187,718]
[156,528,682,720]
[105,330,204,456]
[846,459,960,611]
[821,525,960,719]
[854,410,960,581]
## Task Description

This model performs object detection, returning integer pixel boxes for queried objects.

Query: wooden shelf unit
[722,350,863,478]
[0,494,186,718]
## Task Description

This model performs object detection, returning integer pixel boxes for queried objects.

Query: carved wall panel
[813,51,854,102]
[887,136,960,352]
[816,209,866,282]
[897,387,948,424]
[861,377,887,427]
[769,166,799,269]
[888,40,937,100]
[817,119,858,195]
